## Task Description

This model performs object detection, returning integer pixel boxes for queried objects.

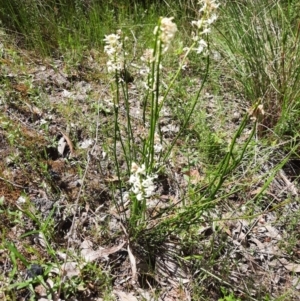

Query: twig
[0,176,26,189]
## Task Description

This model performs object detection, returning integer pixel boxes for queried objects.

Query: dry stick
[59,130,76,157]
[0,176,26,189]
[0,176,40,193]
[56,88,105,300]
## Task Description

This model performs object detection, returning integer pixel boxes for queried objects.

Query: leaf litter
[0,40,300,301]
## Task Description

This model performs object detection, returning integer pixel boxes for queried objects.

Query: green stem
[162,40,209,162]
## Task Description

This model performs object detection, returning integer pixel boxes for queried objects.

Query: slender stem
[121,80,135,162]
[113,75,122,181]
[145,26,161,172]
[162,40,209,162]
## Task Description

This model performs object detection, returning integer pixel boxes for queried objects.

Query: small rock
[26,264,43,279]
[232,111,241,122]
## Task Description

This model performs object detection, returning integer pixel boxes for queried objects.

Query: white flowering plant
[103,0,220,230]
[128,162,158,230]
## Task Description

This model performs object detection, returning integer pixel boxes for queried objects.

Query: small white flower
[192,34,199,42]
[206,13,218,25]
[106,61,117,73]
[132,185,141,195]
[129,163,157,201]
[104,31,124,74]
[154,143,163,153]
[142,175,157,197]
[142,176,154,188]
[144,185,156,198]
[104,45,116,56]
[137,164,146,175]
[129,174,138,185]
[198,0,220,13]
[201,27,211,35]
[189,0,219,56]
[136,193,144,201]
[159,17,177,51]
[104,34,120,46]
[141,49,155,63]
[191,20,203,29]
[195,39,207,54]
[199,1,207,13]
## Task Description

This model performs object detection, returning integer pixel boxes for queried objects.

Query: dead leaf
[127,244,137,284]
[183,169,203,184]
[35,232,47,249]
[292,277,300,289]
[62,261,80,278]
[250,237,264,250]
[283,262,300,273]
[60,130,75,156]
[161,123,179,134]
[104,175,121,183]
[62,89,73,98]
[35,284,47,297]
[57,136,66,155]
[80,240,126,262]
[274,258,300,273]
[250,188,262,196]
[79,138,94,149]
[264,225,282,239]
